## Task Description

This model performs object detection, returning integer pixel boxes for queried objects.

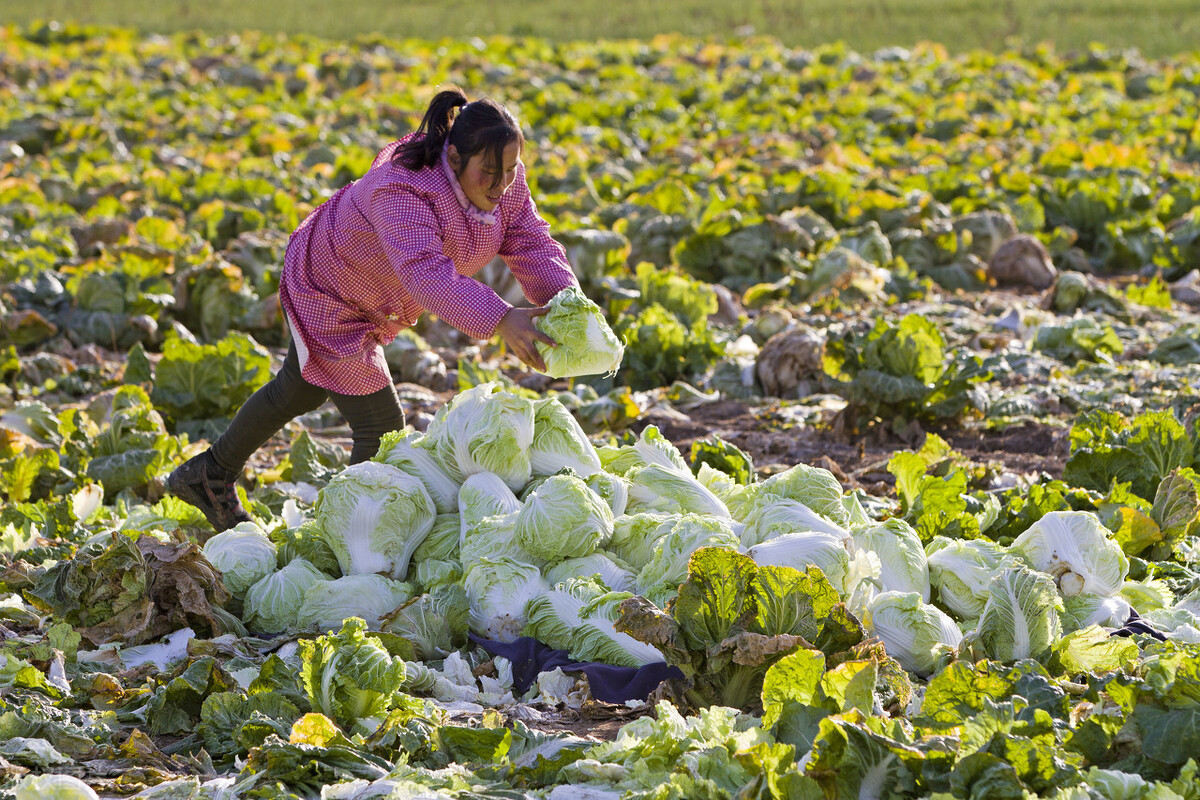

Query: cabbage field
[5,19,1200,800]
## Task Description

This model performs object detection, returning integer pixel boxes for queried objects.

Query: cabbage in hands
[1009,511,1128,597]
[515,473,614,562]
[864,590,963,677]
[316,461,436,580]
[535,285,625,378]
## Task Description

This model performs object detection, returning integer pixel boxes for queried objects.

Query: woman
[169,87,578,530]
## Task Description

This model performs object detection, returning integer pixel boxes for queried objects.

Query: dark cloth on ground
[469,634,684,704]
[1110,609,1168,641]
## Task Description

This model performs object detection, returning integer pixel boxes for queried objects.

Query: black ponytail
[393,88,468,170]
[394,86,523,186]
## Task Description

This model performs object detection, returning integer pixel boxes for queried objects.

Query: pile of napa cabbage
[200,382,1195,693]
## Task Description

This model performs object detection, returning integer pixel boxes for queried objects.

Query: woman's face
[449,140,522,212]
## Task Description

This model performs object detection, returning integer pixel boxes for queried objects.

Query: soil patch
[636,398,1072,499]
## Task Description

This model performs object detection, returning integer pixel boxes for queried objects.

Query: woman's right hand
[495,306,557,372]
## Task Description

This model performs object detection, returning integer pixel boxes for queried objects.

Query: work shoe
[167,451,252,531]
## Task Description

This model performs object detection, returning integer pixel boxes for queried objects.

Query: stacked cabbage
[229,381,1165,683]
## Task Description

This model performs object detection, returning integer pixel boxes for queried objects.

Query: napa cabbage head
[272,519,341,576]
[585,470,630,517]
[413,557,462,593]
[864,590,963,677]
[458,471,522,536]
[1119,578,1174,614]
[536,285,625,378]
[696,462,738,501]
[850,518,929,601]
[925,536,1010,621]
[597,425,690,476]
[1009,511,1128,597]
[525,579,663,667]
[11,775,99,800]
[297,573,413,633]
[202,521,278,600]
[636,514,741,606]
[373,429,461,514]
[747,531,852,596]
[1061,593,1132,632]
[739,497,849,548]
[298,617,412,732]
[625,463,731,519]
[546,552,636,592]
[423,382,535,489]
[463,557,549,641]
[573,590,666,668]
[973,564,1063,662]
[461,510,543,569]
[381,583,470,660]
[515,473,614,562]
[1142,607,1200,642]
[244,558,331,634]
[523,576,610,653]
[606,512,680,570]
[1080,768,1152,800]
[731,462,849,527]
[411,513,462,564]
[316,461,436,580]
[530,396,602,477]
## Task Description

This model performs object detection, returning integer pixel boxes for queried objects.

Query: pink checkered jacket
[279,134,577,394]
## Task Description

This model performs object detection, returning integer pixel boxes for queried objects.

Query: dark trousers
[209,343,405,471]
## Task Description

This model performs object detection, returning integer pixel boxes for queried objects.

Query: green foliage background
[2,0,1199,58]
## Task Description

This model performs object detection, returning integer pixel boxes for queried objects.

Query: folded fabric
[1109,609,1168,641]
[468,634,684,704]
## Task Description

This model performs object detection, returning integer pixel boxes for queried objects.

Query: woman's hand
[495,306,557,372]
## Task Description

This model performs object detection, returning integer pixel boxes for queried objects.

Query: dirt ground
[613,398,1068,500]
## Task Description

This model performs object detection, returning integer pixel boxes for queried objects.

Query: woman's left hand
[495,306,557,372]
